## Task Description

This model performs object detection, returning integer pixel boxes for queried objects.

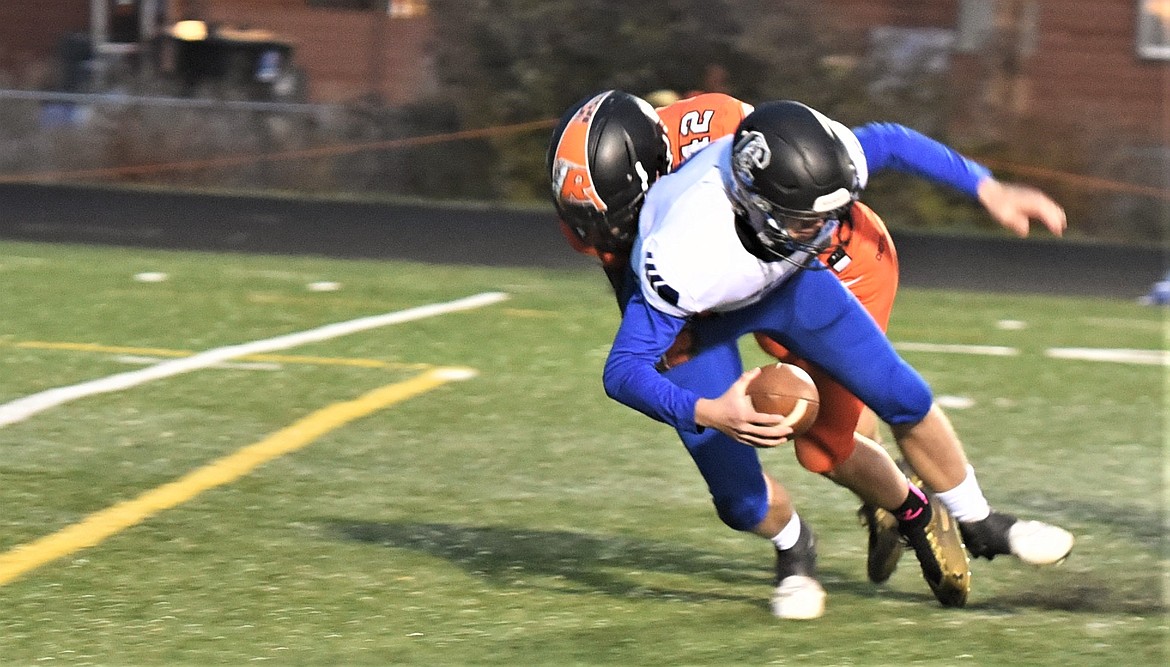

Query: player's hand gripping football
[694,367,794,448]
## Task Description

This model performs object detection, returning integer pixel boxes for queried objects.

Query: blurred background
[0,0,1165,244]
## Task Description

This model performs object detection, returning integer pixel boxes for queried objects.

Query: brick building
[165,0,435,104]
[0,0,1164,208]
[0,3,89,88]
[3,2,1164,143]
[823,0,1167,146]
[0,0,436,105]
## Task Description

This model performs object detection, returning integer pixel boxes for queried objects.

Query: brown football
[745,363,820,437]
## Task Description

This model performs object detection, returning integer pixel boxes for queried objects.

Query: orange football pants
[755,203,899,473]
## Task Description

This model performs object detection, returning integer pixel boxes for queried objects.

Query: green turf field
[0,240,1164,665]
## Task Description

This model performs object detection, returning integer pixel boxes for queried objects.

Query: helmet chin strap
[731,215,819,268]
[724,164,839,268]
[733,213,838,269]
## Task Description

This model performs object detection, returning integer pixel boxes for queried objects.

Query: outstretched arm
[855,122,1066,237]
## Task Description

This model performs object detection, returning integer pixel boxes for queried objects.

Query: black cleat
[771,518,826,619]
[858,503,904,584]
[960,510,1074,565]
[958,510,1016,560]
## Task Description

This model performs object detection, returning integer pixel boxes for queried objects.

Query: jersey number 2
[678,110,715,162]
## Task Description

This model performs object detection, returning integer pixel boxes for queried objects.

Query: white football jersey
[632,136,835,318]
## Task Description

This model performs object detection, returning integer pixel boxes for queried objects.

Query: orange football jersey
[655,93,754,167]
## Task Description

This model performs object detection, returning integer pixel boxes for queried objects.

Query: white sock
[935,465,992,522]
[770,513,802,551]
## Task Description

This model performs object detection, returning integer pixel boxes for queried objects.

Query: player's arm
[693,368,793,448]
[854,122,1065,237]
[854,122,991,196]
[603,290,699,429]
[603,291,788,445]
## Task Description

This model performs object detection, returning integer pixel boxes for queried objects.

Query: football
[745,363,820,436]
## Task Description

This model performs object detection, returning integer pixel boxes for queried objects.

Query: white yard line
[0,291,508,428]
[1045,347,1169,366]
[893,342,1020,356]
[895,341,1166,365]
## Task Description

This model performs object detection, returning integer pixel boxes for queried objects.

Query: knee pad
[794,433,856,474]
[713,492,768,532]
[790,367,863,474]
[877,367,934,425]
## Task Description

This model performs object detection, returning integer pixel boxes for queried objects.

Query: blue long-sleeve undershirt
[603,289,697,430]
[854,122,991,197]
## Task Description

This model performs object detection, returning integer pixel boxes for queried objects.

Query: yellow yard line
[0,366,476,587]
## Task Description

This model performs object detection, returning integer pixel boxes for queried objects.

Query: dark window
[307,0,385,11]
[306,0,428,15]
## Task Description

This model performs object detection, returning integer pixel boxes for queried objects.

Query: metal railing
[0,88,342,115]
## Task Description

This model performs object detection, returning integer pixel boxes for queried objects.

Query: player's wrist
[693,397,718,430]
[976,177,1002,207]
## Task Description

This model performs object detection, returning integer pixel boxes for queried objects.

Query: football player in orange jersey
[548,90,1073,612]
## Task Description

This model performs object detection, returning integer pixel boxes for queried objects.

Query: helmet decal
[552,158,607,212]
[730,130,776,215]
[550,92,611,212]
[633,160,650,192]
[732,130,772,184]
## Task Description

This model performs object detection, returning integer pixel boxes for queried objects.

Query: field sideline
[0,231,1164,664]
[0,182,1163,299]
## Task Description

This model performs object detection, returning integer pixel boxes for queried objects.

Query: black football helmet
[547,90,671,254]
[727,100,864,263]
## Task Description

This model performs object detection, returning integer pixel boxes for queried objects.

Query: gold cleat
[858,504,904,584]
[901,466,971,608]
[922,495,972,607]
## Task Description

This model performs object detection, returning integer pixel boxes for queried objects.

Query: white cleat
[771,575,826,620]
[960,511,1074,565]
[1008,520,1075,565]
